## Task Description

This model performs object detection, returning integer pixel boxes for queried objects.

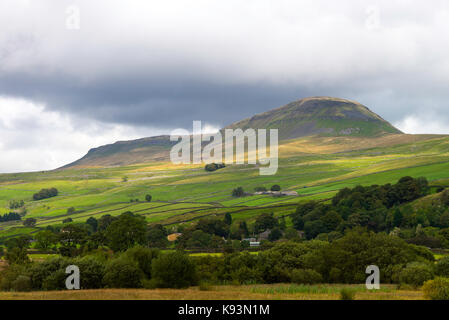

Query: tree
[321,211,343,232]
[271,185,281,192]
[59,224,89,248]
[224,213,232,226]
[124,246,160,278]
[34,230,58,250]
[399,262,434,288]
[105,212,147,252]
[103,257,143,288]
[268,228,283,241]
[254,213,278,233]
[5,235,32,250]
[393,208,403,227]
[232,187,245,197]
[5,248,30,265]
[98,214,117,231]
[23,218,37,227]
[63,217,73,224]
[145,194,152,202]
[152,252,196,288]
[33,188,58,201]
[147,225,168,248]
[86,217,98,233]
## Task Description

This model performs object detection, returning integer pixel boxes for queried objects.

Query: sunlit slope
[1,134,449,238]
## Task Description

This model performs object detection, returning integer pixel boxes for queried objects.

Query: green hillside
[1,133,449,239]
[63,97,402,169]
[225,97,402,140]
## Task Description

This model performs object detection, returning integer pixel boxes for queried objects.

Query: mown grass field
[1,134,449,238]
[0,284,424,300]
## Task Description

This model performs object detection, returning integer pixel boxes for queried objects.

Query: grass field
[0,284,424,300]
[1,134,449,237]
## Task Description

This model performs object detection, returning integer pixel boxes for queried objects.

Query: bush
[232,187,245,198]
[423,277,449,300]
[5,248,30,265]
[42,269,68,291]
[0,264,28,291]
[290,269,323,284]
[75,256,106,289]
[124,246,159,278]
[340,288,356,300]
[29,257,72,290]
[152,252,196,288]
[33,188,58,201]
[11,275,32,292]
[436,256,449,277]
[399,262,434,288]
[103,257,143,288]
[270,185,281,192]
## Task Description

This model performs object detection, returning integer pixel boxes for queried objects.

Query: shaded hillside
[224,97,402,140]
[62,135,175,168]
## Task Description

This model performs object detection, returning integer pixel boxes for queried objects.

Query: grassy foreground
[0,284,424,300]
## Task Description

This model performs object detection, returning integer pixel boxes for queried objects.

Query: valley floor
[0,284,424,300]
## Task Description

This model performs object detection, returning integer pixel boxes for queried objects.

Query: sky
[1,0,449,173]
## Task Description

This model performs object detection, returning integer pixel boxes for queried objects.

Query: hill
[224,97,401,140]
[63,97,402,168]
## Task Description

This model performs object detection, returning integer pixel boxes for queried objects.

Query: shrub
[0,264,28,291]
[33,188,58,201]
[75,256,106,289]
[270,185,281,192]
[423,277,449,300]
[103,257,143,288]
[29,257,73,290]
[124,246,159,278]
[232,187,245,198]
[11,275,32,292]
[399,262,434,288]
[340,288,356,300]
[436,256,449,277]
[5,248,30,265]
[42,269,67,291]
[291,269,323,285]
[152,252,196,288]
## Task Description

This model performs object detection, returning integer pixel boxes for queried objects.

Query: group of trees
[2,229,444,292]
[0,211,169,259]
[192,230,436,286]
[0,212,21,223]
[205,163,226,172]
[9,200,24,210]
[232,185,282,197]
[33,188,58,201]
[0,247,197,291]
[291,177,432,240]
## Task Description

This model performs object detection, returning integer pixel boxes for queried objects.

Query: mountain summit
[224,97,402,140]
[62,97,402,168]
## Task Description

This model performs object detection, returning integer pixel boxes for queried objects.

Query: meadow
[1,134,449,239]
[0,284,424,300]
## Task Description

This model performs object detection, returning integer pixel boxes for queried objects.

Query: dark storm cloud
[0,70,319,128]
[2,0,449,131]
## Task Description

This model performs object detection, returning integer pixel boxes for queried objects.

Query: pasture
[1,134,449,238]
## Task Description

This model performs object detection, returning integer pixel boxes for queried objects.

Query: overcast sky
[1,0,449,173]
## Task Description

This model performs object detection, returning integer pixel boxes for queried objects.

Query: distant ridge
[62,97,402,168]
